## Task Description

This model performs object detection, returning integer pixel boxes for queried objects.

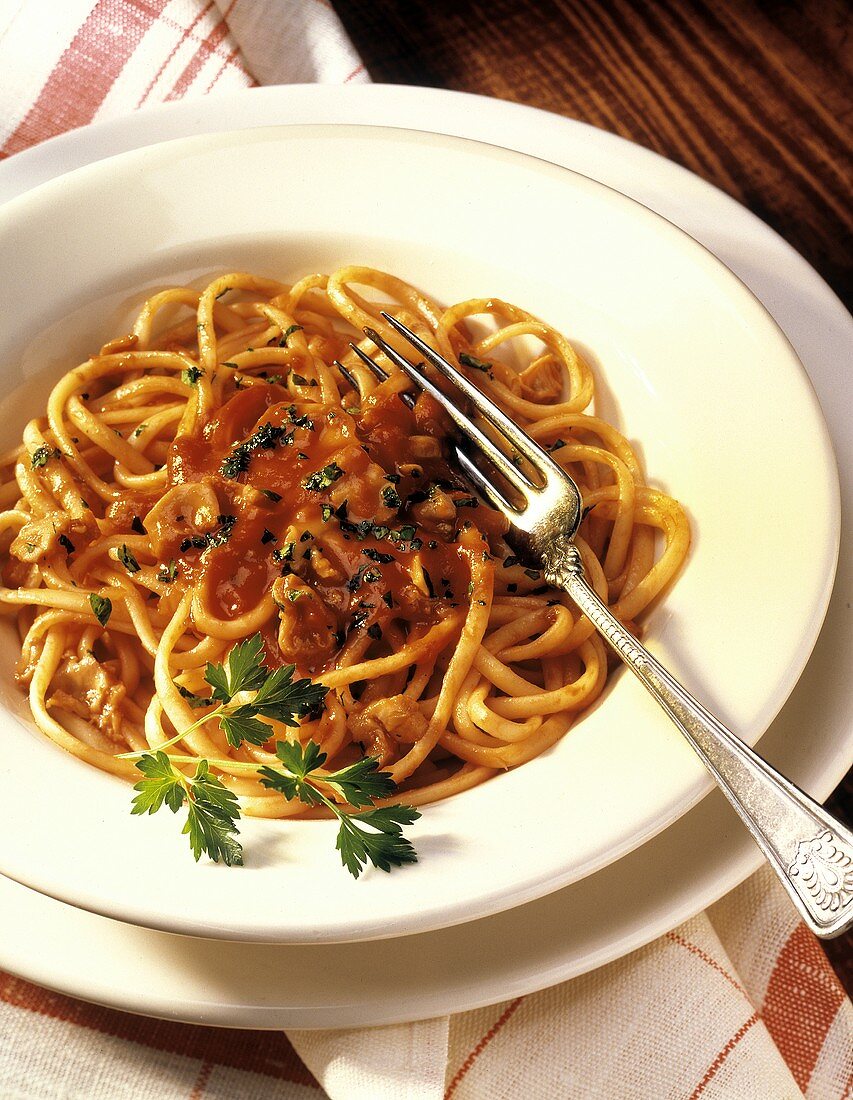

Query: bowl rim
[0,122,840,942]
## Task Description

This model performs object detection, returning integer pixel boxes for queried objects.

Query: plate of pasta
[0,125,838,942]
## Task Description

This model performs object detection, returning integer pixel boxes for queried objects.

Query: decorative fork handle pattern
[541,537,853,939]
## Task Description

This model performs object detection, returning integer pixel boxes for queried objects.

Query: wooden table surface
[335,0,853,988]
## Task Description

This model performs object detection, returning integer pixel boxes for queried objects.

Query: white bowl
[0,126,839,942]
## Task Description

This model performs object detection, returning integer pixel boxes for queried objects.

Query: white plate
[0,97,842,948]
[0,85,849,1028]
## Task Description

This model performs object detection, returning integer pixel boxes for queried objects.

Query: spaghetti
[0,266,689,818]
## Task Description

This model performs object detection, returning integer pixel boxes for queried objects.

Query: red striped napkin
[0,3,849,1097]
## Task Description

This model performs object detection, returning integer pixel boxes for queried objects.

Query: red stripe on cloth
[688,1012,760,1099]
[444,997,525,1099]
[190,1059,214,1099]
[762,923,848,1092]
[344,63,365,83]
[164,0,238,102]
[665,931,749,997]
[202,44,249,95]
[0,0,158,157]
[136,0,215,108]
[0,971,319,1088]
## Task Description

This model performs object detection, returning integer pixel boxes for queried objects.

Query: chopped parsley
[89,593,112,626]
[31,445,60,469]
[179,514,236,554]
[181,366,204,386]
[304,462,344,492]
[221,422,293,479]
[118,544,140,574]
[280,324,303,346]
[362,547,395,564]
[459,351,492,373]
[157,559,179,584]
[381,485,402,509]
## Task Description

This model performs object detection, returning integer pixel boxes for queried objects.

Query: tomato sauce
[153,382,504,672]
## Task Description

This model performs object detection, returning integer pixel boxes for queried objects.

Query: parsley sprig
[257,740,421,878]
[125,634,420,876]
[131,752,243,866]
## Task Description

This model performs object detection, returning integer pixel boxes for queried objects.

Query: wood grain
[336,0,852,306]
[335,0,853,988]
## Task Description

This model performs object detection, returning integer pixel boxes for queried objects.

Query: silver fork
[344,315,853,939]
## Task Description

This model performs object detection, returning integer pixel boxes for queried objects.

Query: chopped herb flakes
[89,593,112,626]
[287,405,314,430]
[181,366,204,386]
[362,547,395,564]
[221,422,293,479]
[304,462,344,492]
[31,445,60,469]
[459,352,492,373]
[179,515,236,554]
[280,324,303,346]
[118,544,140,573]
[381,485,402,509]
[157,560,179,584]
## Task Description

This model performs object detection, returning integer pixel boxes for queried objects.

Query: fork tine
[379,311,565,478]
[362,327,535,495]
[453,446,520,515]
[333,358,360,392]
[348,343,415,409]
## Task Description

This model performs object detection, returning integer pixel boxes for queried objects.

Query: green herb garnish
[118,544,140,574]
[258,740,420,878]
[123,635,418,876]
[221,422,293,479]
[280,324,303,346]
[304,462,343,492]
[181,366,204,386]
[89,593,112,626]
[459,352,492,373]
[31,445,60,468]
[131,752,242,866]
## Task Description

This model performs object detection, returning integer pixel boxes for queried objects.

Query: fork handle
[543,540,853,938]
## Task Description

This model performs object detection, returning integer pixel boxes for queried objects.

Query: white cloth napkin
[0,0,366,156]
[0,3,849,1098]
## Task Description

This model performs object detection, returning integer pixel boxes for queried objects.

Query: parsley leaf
[131,752,242,865]
[280,323,303,346]
[258,739,420,878]
[125,643,420,877]
[118,544,140,574]
[89,593,112,626]
[303,462,344,492]
[252,664,328,725]
[220,708,273,749]
[130,750,186,814]
[31,445,60,469]
[336,806,421,878]
[205,633,267,701]
[181,366,204,386]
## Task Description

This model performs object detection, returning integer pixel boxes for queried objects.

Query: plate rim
[0,104,843,945]
[0,84,849,1026]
